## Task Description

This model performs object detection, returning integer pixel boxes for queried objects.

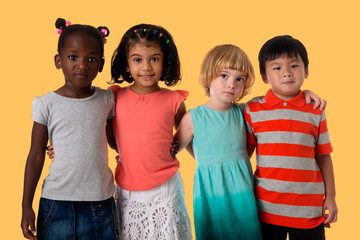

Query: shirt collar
[265,89,306,108]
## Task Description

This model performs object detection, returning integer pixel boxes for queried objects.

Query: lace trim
[115,189,192,240]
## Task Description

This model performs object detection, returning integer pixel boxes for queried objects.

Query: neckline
[127,86,164,97]
[52,87,99,101]
[201,104,235,113]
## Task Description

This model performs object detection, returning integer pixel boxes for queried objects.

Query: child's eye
[134,58,141,63]
[88,57,97,62]
[273,67,281,70]
[291,64,298,68]
[69,55,77,60]
[237,77,245,82]
[220,74,228,79]
[150,57,159,62]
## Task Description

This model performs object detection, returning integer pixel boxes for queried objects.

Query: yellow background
[1,0,358,239]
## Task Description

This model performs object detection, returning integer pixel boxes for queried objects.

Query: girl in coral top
[109,24,192,239]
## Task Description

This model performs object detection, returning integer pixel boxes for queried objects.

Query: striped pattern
[244,90,333,229]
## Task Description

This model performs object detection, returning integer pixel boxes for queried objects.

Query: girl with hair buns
[21,18,119,240]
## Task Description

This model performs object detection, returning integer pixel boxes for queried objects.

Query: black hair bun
[97,26,110,37]
[55,18,66,29]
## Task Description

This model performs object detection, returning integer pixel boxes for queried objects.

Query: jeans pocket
[38,198,59,228]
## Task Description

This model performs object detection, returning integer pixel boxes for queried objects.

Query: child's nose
[283,68,292,77]
[142,61,152,71]
[227,79,235,88]
[77,59,88,70]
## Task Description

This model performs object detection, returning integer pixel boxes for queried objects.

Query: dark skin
[21,32,112,239]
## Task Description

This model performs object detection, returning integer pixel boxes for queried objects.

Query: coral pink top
[109,86,188,191]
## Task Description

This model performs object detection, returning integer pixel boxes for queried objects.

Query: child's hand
[302,90,327,111]
[171,139,180,157]
[21,207,37,240]
[323,197,338,224]
[46,145,55,159]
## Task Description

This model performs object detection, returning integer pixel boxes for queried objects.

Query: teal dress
[190,104,262,240]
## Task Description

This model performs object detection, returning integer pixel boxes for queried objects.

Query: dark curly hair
[111,23,181,86]
[55,18,109,57]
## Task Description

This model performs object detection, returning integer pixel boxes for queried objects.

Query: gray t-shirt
[32,87,115,201]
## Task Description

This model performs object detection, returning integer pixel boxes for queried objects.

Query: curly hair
[111,23,181,86]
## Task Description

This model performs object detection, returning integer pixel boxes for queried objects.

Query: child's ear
[305,69,309,78]
[99,58,105,73]
[54,54,61,69]
[126,66,129,72]
[261,74,269,83]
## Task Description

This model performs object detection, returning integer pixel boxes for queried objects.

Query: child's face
[55,32,104,89]
[126,42,164,94]
[262,54,308,101]
[209,69,246,105]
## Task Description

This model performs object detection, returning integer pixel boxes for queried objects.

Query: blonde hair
[199,44,255,102]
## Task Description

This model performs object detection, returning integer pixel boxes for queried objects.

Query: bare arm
[315,153,338,224]
[106,117,117,150]
[174,101,186,130]
[173,101,194,157]
[21,122,48,240]
[173,111,194,155]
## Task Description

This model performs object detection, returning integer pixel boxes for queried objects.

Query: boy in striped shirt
[244,35,338,240]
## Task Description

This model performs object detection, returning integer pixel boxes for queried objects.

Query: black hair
[55,18,109,57]
[258,35,309,76]
[111,23,181,86]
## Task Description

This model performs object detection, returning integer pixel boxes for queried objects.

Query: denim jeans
[37,197,119,240]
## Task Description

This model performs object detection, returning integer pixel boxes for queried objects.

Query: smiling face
[126,42,164,95]
[208,69,246,110]
[55,32,104,91]
[262,54,308,101]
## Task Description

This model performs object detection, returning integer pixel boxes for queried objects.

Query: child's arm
[241,103,256,159]
[173,111,194,157]
[21,122,48,240]
[173,101,195,157]
[174,101,186,130]
[106,117,117,150]
[315,153,338,224]
[302,90,327,111]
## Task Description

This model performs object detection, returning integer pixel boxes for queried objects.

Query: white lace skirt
[115,172,192,240]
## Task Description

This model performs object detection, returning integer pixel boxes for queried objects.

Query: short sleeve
[106,89,115,119]
[173,90,189,114]
[108,85,120,94]
[315,110,333,154]
[244,102,257,146]
[32,97,48,126]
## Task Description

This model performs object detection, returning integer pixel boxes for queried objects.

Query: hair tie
[101,29,108,36]
[55,18,71,35]
[99,28,108,44]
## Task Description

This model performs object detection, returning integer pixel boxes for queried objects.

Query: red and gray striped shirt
[244,90,332,229]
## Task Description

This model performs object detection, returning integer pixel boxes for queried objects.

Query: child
[110,24,192,239]
[173,44,263,239]
[244,35,338,240]
[21,18,119,240]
